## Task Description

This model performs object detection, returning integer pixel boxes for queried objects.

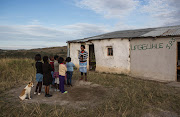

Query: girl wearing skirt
[78,45,88,81]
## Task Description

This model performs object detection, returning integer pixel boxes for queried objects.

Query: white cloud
[28,19,41,25]
[76,0,139,18]
[0,25,67,41]
[1,0,180,49]
[61,23,110,38]
[140,0,179,26]
[0,23,109,49]
[76,0,180,27]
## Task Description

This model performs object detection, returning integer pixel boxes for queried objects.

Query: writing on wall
[131,38,176,50]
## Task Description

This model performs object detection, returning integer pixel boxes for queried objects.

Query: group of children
[34,54,75,97]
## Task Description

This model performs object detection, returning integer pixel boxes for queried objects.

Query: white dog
[19,81,34,100]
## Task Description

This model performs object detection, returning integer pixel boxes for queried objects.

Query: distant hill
[0,46,67,59]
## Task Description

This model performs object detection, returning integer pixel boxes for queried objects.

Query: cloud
[0,25,67,41]
[28,19,41,25]
[164,0,180,25]
[0,23,109,49]
[76,0,180,27]
[140,0,179,26]
[1,0,180,49]
[76,0,139,18]
[61,23,110,38]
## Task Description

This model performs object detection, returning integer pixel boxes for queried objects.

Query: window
[107,47,113,56]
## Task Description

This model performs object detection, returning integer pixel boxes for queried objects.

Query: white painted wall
[69,43,89,69]
[68,39,130,74]
[130,37,179,81]
[68,37,180,82]
[92,39,130,74]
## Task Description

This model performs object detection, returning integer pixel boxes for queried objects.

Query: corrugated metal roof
[162,28,180,36]
[141,28,169,37]
[67,25,180,43]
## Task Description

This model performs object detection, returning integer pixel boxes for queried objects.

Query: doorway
[177,42,180,82]
[89,44,96,71]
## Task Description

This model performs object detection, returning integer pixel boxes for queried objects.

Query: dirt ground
[3,78,180,116]
[7,80,111,110]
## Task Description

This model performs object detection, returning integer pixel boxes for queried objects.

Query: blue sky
[0,0,180,49]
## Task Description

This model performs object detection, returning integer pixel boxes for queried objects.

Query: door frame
[89,44,96,71]
[176,42,178,81]
[176,41,180,82]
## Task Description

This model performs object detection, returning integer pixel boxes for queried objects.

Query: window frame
[107,46,113,56]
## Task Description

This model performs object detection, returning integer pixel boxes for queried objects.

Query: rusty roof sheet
[67,25,180,43]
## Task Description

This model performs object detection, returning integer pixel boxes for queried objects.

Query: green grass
[0,58,180,117]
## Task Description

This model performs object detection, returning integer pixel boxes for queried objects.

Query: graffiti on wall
[131,38,176,50]
[166,38,176,49]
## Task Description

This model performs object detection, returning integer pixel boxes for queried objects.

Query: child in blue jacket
[66,57,75,86]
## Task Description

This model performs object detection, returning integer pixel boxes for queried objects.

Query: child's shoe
[57,89,60,92]
[54,89,57,91]
[45,94,52,97]
[34,92,37,95]
[38,93,41,95]
[63,91,68,94]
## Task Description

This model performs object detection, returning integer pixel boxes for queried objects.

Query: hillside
[0,46,67,58]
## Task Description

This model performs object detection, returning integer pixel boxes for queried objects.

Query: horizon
[1,0,180,49]
[0,45,67,50]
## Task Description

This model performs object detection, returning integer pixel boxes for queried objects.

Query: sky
[0,0,180,50]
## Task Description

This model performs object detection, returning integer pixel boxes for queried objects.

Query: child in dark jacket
[34,54,43,95]
[49,56,55,86]
[42,56,53,97]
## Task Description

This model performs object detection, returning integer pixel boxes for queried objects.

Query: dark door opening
[89,45,96,71]
[177,42,180,82]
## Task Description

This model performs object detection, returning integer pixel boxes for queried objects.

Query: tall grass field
[0,58,35,93]
[0,58,180,117]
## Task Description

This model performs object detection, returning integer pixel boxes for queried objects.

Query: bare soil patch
[7,80,111,110]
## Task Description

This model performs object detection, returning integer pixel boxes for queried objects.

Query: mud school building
[67,25,180,82]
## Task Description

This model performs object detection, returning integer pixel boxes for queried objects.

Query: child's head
[66,57,71,62]
[35,54,41,61]
[49,56,54,61]
[81,45,85,51]
[54,55,59,60]
[58,57,65,64]
[43,56,49,63]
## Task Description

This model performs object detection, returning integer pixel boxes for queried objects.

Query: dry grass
[0,46,67,59]
[0,58,180,117]
[72,71,180,116]
[0,58,35,93]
